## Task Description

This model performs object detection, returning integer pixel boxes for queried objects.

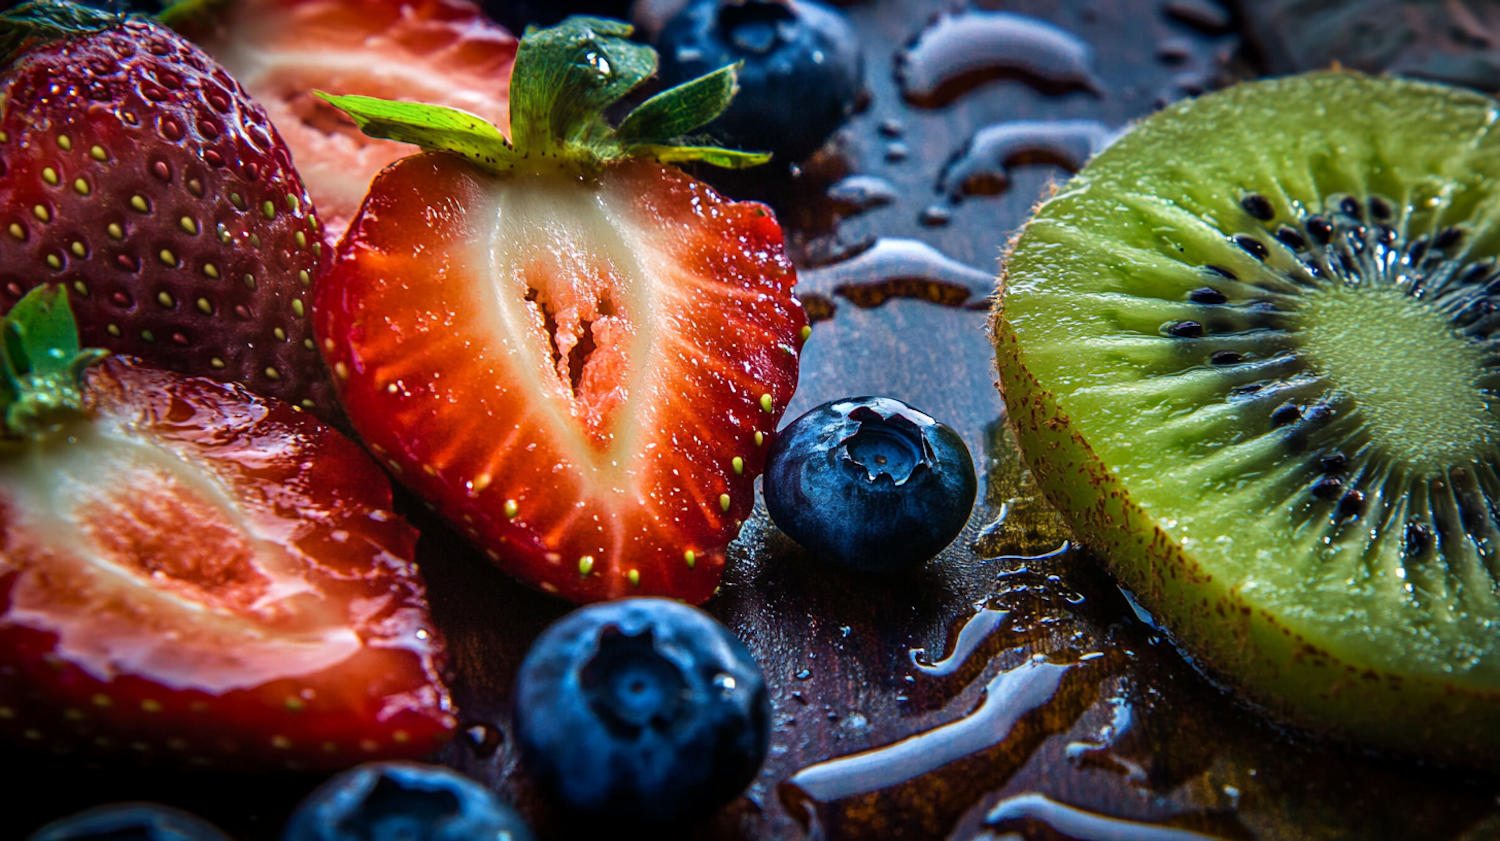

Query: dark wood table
[11,0,1500,838]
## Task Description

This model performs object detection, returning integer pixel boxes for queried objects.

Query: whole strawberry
[317,18,807,604]
[0,1,337,423]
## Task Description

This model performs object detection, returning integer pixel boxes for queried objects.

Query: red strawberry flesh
[0,13,337,422]
[318,153,805,604]
[0,355,454,768]
[190,0,517,238]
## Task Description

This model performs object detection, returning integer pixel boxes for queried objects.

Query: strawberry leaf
[315,92,518,173]
[634,143,772,168]
[616,62,741,145]
[0,0,122,66]
[319,16,769,174]
[508,17,654,158]
[154,0,230,30]
[0,285,107,436]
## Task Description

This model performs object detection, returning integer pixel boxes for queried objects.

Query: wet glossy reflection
[781,659,1073,806]
[796,238,994,311]
[985,793,1230,840]
[939,119,1120,201]
[910,604,1010,676]
[897,9,1100,106]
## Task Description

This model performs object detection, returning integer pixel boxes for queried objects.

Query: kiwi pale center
[1299,283,1493,474]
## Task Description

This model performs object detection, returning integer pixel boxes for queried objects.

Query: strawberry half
[0,3,338,423]
[0,286,455,769]
[179,0,517,239]
[316,18,807,604]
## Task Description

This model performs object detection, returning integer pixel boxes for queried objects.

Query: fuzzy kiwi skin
[990,71,1500,767]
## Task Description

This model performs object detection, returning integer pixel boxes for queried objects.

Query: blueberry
[281,762,535,841]
[478,0,633,35]
[514,598,770,826]
[764,396,977,571]
[27,803,230,841]
[657,0,864,162]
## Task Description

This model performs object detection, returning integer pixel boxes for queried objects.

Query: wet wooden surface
[11,0,1500,838]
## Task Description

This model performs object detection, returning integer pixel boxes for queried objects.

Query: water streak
[940,120,1119,200]
[784,660,1071,802]
[897,10,1100,106]
[984,540,1073,565]
[910,605,1010,676]
[796,238,994,311]
[985,793,1230,840]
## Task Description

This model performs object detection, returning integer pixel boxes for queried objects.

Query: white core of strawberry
[0,416,361,693]
[490,175,637,442]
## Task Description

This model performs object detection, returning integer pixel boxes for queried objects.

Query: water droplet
[919,204,953,227]
[909,605,1010,676]
[797,238,994,311]
[795,668,813,680]
[780,660,1075,809]
[1156,37,1194,64]
[896,10,1100,107]
[1162,0,1232,35]
[984,540,1073,565]
[986,793,1226,839]
[462,722,503,757]
[1118,584,1162,630]
[826,175,898,213]
[940,120,1120,201]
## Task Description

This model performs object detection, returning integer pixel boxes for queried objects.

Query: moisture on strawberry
[316,17,807,604]
[0,286,456,769]
[0,3,338,423]
[180,0,518,239]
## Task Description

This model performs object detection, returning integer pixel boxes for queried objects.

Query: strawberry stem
[0,286,108,438]
[0,0,126,67]
[319,16,771,177]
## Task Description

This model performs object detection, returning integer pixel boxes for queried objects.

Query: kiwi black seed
[993,71,1500,767]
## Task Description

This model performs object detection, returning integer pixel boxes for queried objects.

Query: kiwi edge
[993,70,1500,766]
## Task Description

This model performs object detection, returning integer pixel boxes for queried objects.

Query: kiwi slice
[993,70,1500,765]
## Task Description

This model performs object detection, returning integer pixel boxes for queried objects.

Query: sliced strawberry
[0,4,338,423]
[183,0,517,238]
[0,286,454,769]
[315,19,806,604]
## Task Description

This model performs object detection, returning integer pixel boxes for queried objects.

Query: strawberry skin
[0,10,338,423]
[317,153,805,604]
[188,0,517,238]
[0,354,455,770]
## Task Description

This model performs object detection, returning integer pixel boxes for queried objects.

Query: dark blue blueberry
[281,762,534,841]
[477,0,632,36]
[27,803,230,841]
[514,598,770,826]
[657,0,864,162]
[764,396,976,571]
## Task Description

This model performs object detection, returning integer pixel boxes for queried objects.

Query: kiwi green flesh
[994,71,1500,764]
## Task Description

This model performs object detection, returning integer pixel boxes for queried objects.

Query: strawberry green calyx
[153,0,230,31]
[0,286,108,438]
[0,0,124,66]
[318,16,770,177]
